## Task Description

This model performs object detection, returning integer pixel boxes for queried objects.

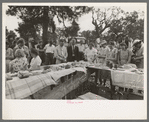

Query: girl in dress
[105,41,118,66]
[29,48,42,71]
[118,42,132,66]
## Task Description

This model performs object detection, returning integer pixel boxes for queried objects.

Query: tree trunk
[42,6,49,46]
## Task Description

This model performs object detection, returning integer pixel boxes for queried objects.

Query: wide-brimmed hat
[133,39,141,46]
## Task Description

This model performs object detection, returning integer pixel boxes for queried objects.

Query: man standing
[44,40,55,65]
[67,38,79,62]
[78,40,85,61]
[54,39,68,64]
[132,39,144,68]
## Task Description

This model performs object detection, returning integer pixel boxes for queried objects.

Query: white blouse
[30,56,42,69]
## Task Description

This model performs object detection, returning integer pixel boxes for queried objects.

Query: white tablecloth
[111,70,144,90]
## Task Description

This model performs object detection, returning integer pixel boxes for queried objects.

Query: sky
[5,4,145,36]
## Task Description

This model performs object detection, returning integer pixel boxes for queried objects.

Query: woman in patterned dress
[9,49,28,73]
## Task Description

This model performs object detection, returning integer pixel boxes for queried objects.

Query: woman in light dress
[105,41,118,65]
[84,42,97,64]
[97,40,108,64]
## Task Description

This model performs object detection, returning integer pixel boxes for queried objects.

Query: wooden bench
[74,92,108,100]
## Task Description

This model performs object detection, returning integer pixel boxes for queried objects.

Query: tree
[92,6,123,38]
[109,11,144,41]
[6,6,92,45]
[64,19,80,37]
[80,30,97,44]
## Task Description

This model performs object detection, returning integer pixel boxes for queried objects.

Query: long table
[86,66,144,99]
[6,63,144,99]
[5,67,87,99]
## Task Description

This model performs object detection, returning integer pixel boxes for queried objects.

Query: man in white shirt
[44,40,55,65]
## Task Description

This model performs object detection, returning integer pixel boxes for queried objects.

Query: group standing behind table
[6,36,144,73]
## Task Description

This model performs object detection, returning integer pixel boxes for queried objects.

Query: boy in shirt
[44,40,55,65]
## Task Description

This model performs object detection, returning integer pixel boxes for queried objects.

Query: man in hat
[131,39,144,68]
[54,38,68,64]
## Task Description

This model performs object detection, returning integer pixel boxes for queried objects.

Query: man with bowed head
[54,38,68,64]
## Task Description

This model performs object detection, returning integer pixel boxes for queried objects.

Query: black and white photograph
[2,2,147,120]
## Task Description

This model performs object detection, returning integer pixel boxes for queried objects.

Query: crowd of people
[6,34,144,73]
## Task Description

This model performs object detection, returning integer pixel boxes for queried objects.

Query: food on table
[43,65,51,70]
[31,70,44,75]
[8,72,18,77]
[42,68,51,74]
[65,64,71,69]
[123,64,137,69]
[18,70,30,79]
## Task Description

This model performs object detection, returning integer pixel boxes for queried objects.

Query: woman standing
[84,42,97,63]
[36,40,45,65]
[105,41,118,65]
[97,40,107,64]
[6,41,14,73]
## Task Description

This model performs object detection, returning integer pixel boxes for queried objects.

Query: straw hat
[133,39,141,46]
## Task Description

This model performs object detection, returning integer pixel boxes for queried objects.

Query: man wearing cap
[131,39,144,68]
[54,39,68,64]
